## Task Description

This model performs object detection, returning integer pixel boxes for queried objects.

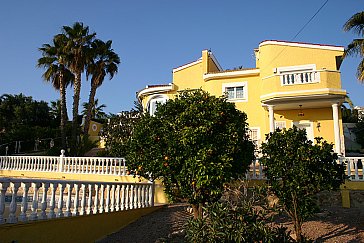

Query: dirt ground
[98,204,364,243]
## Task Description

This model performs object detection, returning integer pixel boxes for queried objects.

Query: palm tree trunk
[83,81,98,136]
[71,72,82,154]
[59,79,68,150]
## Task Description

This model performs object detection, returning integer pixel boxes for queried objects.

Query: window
[248,127,261,149]
[222,82,247,101]
[275,121,286,130]
[148,96,168,116]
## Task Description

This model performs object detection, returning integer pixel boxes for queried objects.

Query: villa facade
[137,40,347,155]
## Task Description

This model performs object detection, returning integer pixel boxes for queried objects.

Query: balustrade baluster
[101,159,105,174]
[137,184,141,208]
[99,184,105,213]
[19,182,29,222]
[64,184,72,217]
[124,184,129,210]
[110,185,115,212]
[80,184,86,215]
[57,183,65,218]
[85,158,89,173]
[93,159,97,174]
[87,184,93,215]
[73,184,80,216]
[115,185,120,211]
[355,159,360,181]
[130,184,135,209]
[39,182,49,220]
[0,182,8,224]
[347,159,352,179]
[30,182,40,220]
[105,185,110,213]
[8,182,20,223]
[121,184,125,210]
[93,184,99,214]
[140,184,145,208]
[48,183,56,219]
[149,182,154,207]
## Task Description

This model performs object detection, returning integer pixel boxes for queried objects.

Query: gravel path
[97,204,191,243]
[98,204,363,243]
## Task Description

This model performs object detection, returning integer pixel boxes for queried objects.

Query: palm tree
[343,11,364,81]
[82,98,107,120]
[38,34,74,149]
[61,22,96,147]
[83,39,120,135]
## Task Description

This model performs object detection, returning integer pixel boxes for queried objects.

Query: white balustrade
[281,71,319,86]
[0,152,127,176]
[0,178,154,224]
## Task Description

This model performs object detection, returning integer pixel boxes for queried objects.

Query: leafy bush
[185,181,296,243]
[260,127,345,241]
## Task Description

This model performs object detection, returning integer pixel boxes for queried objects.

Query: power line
[263,0,330,69]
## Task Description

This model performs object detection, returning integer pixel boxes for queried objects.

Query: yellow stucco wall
[0,206,163,243]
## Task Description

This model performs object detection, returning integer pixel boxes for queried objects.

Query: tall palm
[61,22,96,146]
[82,98,107,120]
[38,34,73,149]
[343,11,364,81]
[83,39,120,135]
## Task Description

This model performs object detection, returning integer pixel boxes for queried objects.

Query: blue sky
[0,0,363,115]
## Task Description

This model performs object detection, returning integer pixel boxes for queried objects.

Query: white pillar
[268,105,275,133]
[332,103,342,155]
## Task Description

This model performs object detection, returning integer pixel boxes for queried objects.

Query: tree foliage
[343,11,364,81]
[126,89,255,218]
[100,109,141,157]
[0,94,61,155]
[260,127,345,241]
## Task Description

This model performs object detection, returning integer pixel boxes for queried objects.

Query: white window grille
[222,82,247,101]
[275,121,286,130]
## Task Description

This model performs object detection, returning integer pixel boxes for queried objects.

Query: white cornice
[259,40,344,52]
[260,88,347,101]
[137,84,174,98]
[172,58,202,73]
[204,69,260,81]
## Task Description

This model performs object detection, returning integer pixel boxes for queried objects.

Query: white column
[0,183,9,224]
[332,103,342,154]
[19,182,29,222]
[268,105,275,133]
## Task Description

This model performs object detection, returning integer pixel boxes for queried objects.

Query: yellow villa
[137,40,347,154]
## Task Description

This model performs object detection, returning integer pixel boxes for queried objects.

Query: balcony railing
[246,157,364,181]
[0,150,126,176]
[281,71,319,86]
[0,178,154,224]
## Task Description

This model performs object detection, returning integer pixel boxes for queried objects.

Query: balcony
[281,70,319,86]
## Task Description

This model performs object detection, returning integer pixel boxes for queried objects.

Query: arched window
[148,95,168,115]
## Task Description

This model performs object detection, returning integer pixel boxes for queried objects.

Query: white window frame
[248,127,261,149]
[147,95,168,116]
[222,81,248,102]
[277,64,320,86]
[275,121,286,130]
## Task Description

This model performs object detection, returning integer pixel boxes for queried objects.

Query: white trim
[222,81,248,102]
[172,58,202,73]
[208,51,223,71]
[204,69,260,81]
[137,84,173,98]
[147,94,169,116]
[277,64,316,73]
[259,40,344,52]
[260,88,347,100]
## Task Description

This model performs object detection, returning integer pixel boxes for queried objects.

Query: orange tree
[126,89,254,218]
[260,127,345,242]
